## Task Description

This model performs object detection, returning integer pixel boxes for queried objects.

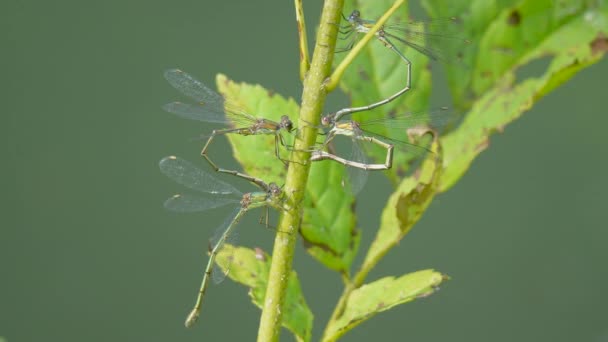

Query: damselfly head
[349,10,361,23]
[268,182,282,197]
[280,115,294,132]
[321,114,333,127]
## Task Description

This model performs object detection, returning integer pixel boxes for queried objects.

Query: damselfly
[159,156,285,327]
[330,9,469,122]
[163,69,295,174]
[311,107,450,194]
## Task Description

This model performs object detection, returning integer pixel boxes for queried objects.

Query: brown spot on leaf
[258,165,274,174]
[254,247,266,261]
[507,10,521,26]
[591,33,608,55]
[300,234,340,256]
[413,168,422,180]
[474,138,490,154]
[358,69,370,81]
[349,228,360,251]
[396,166,406,178]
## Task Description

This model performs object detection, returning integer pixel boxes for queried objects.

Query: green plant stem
[295,0,310,81]
[325,0,406,92]
[256,1,344,341]
[321,282,352,341]
[321,251,377,341]
[322,262,376,340]
[320,217,407,341]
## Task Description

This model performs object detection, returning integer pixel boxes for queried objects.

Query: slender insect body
[159,156,287,327]
[332,121,360,138]
[163,69,298,169]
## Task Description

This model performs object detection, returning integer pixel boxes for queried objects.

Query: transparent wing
[360,107,454,130]
[159,156,241,195]
[358,128,433,159]
[164,69,225,107]
[343,13,470,65]
[211,231,239,284]
[164,194,240,213]
[208,206,242,284]
[359,107,454,158]
[384,17,465,41]
[163,69,259,125]
[162,101,259,126]
[382,17,470,65]
[347,138,369,196]
[162,101,228,124]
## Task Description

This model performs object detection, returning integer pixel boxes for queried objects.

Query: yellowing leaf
[324,270,447,341]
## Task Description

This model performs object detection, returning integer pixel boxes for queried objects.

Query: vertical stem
[295,0,310,81]
[256,1,344,341]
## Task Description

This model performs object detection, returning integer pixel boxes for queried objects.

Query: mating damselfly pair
[159,6,469,327]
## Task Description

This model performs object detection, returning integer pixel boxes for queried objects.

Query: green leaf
[421,0,608,190]
[324,269,447,341]
[362,138,443,274]
[337,0,435,184]
[216,244,313,342]
[216,75,359,274]
[300,160,359,275]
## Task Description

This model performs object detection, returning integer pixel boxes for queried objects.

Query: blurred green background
[2,1,607,341]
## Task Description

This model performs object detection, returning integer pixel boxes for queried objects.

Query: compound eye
[268,182,279,193]
[281,115,294,131]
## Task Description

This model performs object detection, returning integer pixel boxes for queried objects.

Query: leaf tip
[215,73,228,84]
